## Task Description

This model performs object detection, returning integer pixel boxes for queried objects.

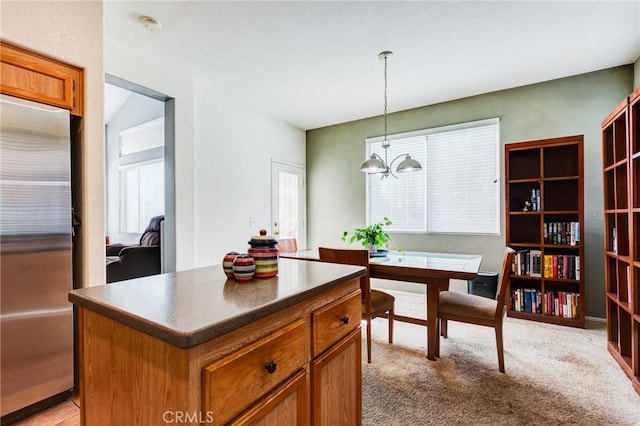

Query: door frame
[104,74,176,273]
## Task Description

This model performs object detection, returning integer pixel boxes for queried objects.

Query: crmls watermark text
[162,411,214,424]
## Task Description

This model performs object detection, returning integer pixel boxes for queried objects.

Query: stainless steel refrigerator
[0,94,74,418]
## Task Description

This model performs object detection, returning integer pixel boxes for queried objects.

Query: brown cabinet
[602,87,640,395]
[202,320,307,425]
[505,136,585,328]
[77,281,362,425]
[310,292,362,426]
[0,41,83,116]
[228,370,308,425]
[311,328,362,426]
[311,291,361,357]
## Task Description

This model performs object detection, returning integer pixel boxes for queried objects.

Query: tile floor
[11,393,79,426]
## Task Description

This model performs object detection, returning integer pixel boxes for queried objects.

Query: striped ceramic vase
[248,246,279,278]
[232,254,255,282]
[222,251,240,279]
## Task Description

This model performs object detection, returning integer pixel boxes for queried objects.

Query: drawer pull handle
[265,361,277,374]
[341,316,350,325]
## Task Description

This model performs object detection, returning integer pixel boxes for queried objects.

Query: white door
[271,161,305,250]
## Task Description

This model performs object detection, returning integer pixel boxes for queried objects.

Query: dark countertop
[69,258,365,349]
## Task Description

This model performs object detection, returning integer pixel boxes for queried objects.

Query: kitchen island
[69,258,365,425]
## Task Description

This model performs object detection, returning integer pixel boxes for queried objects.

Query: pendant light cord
[384,54,388,141]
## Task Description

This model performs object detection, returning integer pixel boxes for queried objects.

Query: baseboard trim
[585,315,606,323]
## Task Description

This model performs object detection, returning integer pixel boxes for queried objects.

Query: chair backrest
[494,247,516,319]
[318,247,370,303]
[139,215,164,247]
[278,238,298,253]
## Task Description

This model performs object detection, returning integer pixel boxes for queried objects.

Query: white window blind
[426,122,499,234]
[367,136,426,232]
[365,118,499,235]
[120,160,164,233]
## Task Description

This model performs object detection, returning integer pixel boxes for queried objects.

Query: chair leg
[435,318,440,357]
[441,319,448,338]
[495,324,505,373]
[388,309,394,344]
[366,316,372,364]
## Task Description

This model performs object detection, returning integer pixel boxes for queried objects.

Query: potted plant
[342,217,392,253]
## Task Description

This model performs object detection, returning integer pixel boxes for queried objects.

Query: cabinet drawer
[312,290,361,357]
[203,319,306,425]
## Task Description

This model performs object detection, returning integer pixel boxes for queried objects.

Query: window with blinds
[120,159,164,233]
[365,118,499,235]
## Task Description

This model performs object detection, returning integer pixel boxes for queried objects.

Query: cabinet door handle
[265,361,277,374]
[340,316,350,325]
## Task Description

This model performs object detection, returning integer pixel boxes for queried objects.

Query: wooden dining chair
[437,247,515,373]
[318,247,395,363]
[277,238,298,253]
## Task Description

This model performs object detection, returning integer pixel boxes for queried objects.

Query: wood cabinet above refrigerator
[0,41,83,116]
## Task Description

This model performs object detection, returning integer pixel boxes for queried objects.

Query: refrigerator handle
[72,207,81,237]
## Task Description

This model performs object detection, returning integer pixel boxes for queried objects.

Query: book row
[544,221,580,246]
[511,288,580,319]
[512,250,580,280]
[529,188,541,212]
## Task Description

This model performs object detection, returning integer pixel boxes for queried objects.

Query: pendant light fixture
[360,51,422,178]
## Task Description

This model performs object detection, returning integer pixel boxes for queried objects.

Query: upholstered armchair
[106,215,164,283]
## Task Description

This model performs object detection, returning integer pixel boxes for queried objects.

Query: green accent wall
[306,66,634,319]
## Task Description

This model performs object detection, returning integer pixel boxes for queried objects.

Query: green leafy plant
[342,217,392,249]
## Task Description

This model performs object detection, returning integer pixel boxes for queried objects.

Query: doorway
[271,160,306,250]
[104,74,176,273]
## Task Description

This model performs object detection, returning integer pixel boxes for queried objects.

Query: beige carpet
[362,291,640,426]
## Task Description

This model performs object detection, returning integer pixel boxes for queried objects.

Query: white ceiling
[104,1,640,130]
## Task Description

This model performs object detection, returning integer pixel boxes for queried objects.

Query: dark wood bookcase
[505,136,585,328]
[602,87,640,395]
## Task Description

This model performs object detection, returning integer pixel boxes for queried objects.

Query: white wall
[193,81,306,267]
[1,0,105,287]
[105,42,306,271]
[105,39,196,271]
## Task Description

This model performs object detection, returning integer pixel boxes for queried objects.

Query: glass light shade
[360,155,386,173]
[396,155,422,173]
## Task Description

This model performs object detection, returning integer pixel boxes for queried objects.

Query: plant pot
[368,244,377,254]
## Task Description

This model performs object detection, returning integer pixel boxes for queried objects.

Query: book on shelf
[524,289,532,313]
[511,288,542,314]
[542,290,580,319]
[529,250,542,277]
[530,188,540,212]
[513,250,528,275]
[626,265,631,302]
[541,254,579,280]
[511,250,543,277]
[628,266,632,302]
[543,221,580,245]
